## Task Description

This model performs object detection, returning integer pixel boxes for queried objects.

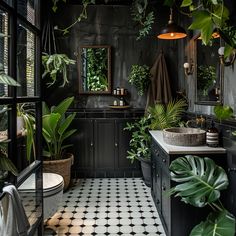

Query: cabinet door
[70,119,94,177]
[114,119,140,177]
[94,119,115,176]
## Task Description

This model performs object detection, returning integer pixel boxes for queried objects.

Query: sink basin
[163,127,206,146]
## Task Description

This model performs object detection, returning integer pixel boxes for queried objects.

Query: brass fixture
[183,59,194,76]
[218,46,236,66]
[157,8,187,40]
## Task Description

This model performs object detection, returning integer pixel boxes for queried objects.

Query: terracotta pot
[43,153,74,190]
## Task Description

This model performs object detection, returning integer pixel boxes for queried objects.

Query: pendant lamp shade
[157,8,187,40]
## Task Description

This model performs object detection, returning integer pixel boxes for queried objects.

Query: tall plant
[124,116,151,163]
[170,155,235,236]
[148,99,187,130]
[42,97,76,160]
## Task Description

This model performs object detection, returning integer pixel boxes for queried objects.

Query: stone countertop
[149,130,226,155]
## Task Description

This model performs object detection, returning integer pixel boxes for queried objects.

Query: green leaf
[181,0,192,7]
[170,155,229,207]
[164,0,175,7]
[189,11,212,30]
[190,210,235,236]
[52,97,74,115]
[214,105,233,122]
[58,113,76,136]
[42,113,61,138]
[224,44,235,59]
[0,155,18,176]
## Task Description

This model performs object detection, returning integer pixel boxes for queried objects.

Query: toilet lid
[19,173,64,195]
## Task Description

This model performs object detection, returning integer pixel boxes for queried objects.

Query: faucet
[186,115,205,129]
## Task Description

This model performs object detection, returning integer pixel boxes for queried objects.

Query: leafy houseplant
[42,53,75,87]
[214,105,234,122]
[124,116,152,186]
[148,99,187,130]
[42,96,76,190]
[169,155,235,236]
[128,64,151,96]
[17,104,36,162]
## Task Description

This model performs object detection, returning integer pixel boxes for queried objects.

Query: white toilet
[19,173,64,219]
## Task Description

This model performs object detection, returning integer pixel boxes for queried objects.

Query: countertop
[149,130,226,154]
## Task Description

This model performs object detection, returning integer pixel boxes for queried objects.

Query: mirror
[193,35,223,105]
[78,45,111,94]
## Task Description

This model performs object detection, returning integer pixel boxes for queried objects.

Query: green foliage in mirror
[214,105,233,122]
[84,48,108,92]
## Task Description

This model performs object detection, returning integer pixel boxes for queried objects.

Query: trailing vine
[51,0,155,40]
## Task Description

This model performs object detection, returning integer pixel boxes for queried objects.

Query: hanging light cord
[168,8,173,24]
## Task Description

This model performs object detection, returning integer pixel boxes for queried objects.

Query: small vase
[17,116,24,135]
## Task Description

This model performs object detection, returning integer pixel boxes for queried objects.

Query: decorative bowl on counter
[163,127,206,146]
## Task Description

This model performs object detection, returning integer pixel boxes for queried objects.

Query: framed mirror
[193,34,223,105]
[78,45,111,94]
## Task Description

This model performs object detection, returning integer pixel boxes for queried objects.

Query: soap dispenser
[206,120,219,147]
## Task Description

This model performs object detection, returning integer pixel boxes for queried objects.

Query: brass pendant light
[157,8,187,40]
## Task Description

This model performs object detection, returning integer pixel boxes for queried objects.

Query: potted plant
[124,116,152,187]
[42,96,76,190]
[148,99,187,130]
[170,155,235,236]
[128,64,151,96]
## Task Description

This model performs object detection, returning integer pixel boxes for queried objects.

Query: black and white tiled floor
[44,178,166,236]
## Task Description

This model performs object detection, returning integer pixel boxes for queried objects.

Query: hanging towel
[0,185,30,236]
[146,51,172,110]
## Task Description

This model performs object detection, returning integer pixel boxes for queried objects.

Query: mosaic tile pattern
[44,178,166,236]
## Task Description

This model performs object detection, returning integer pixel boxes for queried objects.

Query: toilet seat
[19,173,64,196]
[19,173,64,219]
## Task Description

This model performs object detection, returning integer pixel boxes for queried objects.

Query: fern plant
[148,99,187,130]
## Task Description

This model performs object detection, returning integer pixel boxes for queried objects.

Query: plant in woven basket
[169,155,235,236]
[42,96,76,160]
[128,64,151,96]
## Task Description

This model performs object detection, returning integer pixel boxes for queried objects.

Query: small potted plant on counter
[42,96,76,190]
[124,115,152,187]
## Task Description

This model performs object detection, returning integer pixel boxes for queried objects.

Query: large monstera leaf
[190,210,235,236]
[170,155,228,207]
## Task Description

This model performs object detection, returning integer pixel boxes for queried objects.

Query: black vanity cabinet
[150,131,227,236]
[71,117,141,177]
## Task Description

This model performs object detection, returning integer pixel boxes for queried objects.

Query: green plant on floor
[42,96,76,160]
[17,104,36,162]
[165,0,236,57]
[124,115,151,163]
[128,64,151,96]
[214,104,233,122]
[169,155,235,236]
[148,99,187,130]
[42,53,76,87]
[51,0,154,40]
[84,48,108,91]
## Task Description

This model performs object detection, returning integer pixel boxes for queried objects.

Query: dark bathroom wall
[43,3,181,108]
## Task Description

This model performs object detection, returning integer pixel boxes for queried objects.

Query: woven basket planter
[43,153,74,190]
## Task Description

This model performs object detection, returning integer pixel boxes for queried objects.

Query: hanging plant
[128,64,151,96]
[131,0,155,40]
[0,63,20,87]
[42,53,75,87]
